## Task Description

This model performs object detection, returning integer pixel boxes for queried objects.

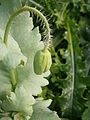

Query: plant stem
[10,69,17,90]
[4,6,50,48]
[3,6,50,90]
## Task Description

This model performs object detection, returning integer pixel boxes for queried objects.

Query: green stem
[4,6,50,47]
[10,69,17,89]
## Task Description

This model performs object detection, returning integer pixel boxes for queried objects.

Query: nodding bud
[33,49,52,75]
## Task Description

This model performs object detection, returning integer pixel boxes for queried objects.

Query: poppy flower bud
[34,49,52,75]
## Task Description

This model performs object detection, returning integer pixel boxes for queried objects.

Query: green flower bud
[34,49,52,75]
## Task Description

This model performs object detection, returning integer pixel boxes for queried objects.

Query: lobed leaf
[10,12,49,96]
[30,98,61,120]
[2,85,35,116]
[57,19,87,119]
[82,94,90,120]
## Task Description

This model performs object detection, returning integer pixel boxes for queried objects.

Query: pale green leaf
[11,12,49,96]
[14,113,30,120]
[0,2,56,120]
[0,29,27,69]
[0,117,12,120]
[0,39,7,61]
[30,99,61,120]
[2,85,35,116]
[0,62,12,99]
[3,52,27,69]
[0,29,27,99]
[0,0,21,30]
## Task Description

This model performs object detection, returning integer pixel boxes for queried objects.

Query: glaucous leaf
[30,98,61,120]
[0,38,7,61]
[0,117,12,120]
[2,85,35,116]
[11,12,49,96]
[0,0,21,30]
[0,29,27,69]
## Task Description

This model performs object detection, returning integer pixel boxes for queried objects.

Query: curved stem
[4,6,50,47]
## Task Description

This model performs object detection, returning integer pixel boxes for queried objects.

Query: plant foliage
[0,0,90,120]
[0,0,61,120]
[28,0,90,120]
